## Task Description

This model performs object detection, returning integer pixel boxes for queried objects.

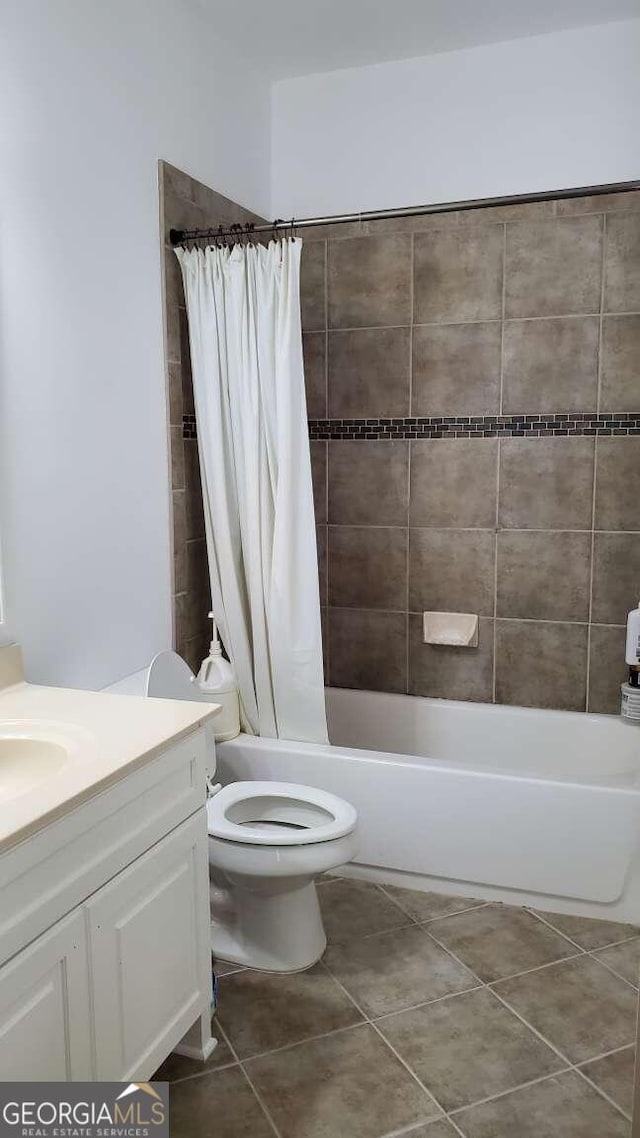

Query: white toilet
[145,651,358,973]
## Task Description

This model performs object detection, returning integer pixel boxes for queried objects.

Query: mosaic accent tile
[184,412,640,442]
[306,413,640,441]
[182,412,197,439]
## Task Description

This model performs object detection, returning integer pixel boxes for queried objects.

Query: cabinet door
[0,910,92,1080]
[87,811,210,1081]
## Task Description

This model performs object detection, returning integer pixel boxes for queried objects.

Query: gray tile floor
[155,878,639,1137]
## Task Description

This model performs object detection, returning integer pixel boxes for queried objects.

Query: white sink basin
[0,722,92,803]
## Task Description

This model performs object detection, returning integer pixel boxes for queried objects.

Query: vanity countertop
[0,644,219,852]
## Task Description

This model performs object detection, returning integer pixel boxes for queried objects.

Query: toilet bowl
[144,650,359,972]
[207,781,358,972]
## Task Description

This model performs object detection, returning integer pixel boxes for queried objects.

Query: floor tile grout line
[484,950,586,986]
[590,933,640,951]
[415,917,602,998]
[370,1015,457,1129]
[486,981,591,1069]
[418,902,493,922]
[227,973,634,1130]
[215,1017,240,1063]
[369,980,485,1020]
[576,1040,638,1067]
[416,923,494,988]
[447,1066,573,1120]
[322,872,420,919]
[379,1124,440,1138]
[523,907,593,951]
[347,917,419,941]
[401,892,633,985]
[375,882,491,925]
[587,949,640,991]
[332,883,637,961]
[422,913,584,988]
[162,1056,239,1084]
[217,935,635,1069]
[160,1018,242,1085]
[369,881,424,922]
[572,1063,633,1122]
[443,1119,468,1138]
[576,1043,637,1120]
[220,1018,294,1138]
[527,907,640,956]
[212,951,635,1131]
[411,919,492,988]
[317,958,451,1127]
[220,1017,367,1067]
[447,1061,633,1125]
[391,1033,633,1128]
[215,1020,285,1138]
[380,1121,460,1138]
[487,943,640,993]
[237,1061,283,1138]
[324,945,631,1127]
[209,889,638,1129]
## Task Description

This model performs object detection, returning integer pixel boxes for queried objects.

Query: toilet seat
[207,781,357,846]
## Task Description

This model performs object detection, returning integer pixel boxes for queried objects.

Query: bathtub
[216,688,640,924]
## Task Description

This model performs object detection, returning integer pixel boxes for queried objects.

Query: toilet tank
[104,651,218,779]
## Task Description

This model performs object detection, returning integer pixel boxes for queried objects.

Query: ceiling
[195,0,639,78]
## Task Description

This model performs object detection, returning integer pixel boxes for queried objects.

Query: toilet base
[210,875,327,973]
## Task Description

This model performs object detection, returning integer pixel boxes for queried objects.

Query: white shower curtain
[175,238,328,744]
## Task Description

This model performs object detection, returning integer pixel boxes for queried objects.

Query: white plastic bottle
[625,601,640,668]
[621,601,640,721]
[197,613,240,742]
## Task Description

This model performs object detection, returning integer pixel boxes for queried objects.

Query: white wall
[272,20,640,217]
[0,0,270,687]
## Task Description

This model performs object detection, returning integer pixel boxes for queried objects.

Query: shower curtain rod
[169,179,640,245]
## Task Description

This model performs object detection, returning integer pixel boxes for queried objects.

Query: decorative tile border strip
[307,413,640,440]
[183,412,640,441]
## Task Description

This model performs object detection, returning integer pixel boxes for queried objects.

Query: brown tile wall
[159,161,264,672]
[304,190,640,713]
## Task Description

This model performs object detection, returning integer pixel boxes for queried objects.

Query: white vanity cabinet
[0,910,92,1080]
[0,725,214,1081]
[87,812,208,1079]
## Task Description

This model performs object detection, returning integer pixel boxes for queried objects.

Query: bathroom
[1,1,640,1135]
